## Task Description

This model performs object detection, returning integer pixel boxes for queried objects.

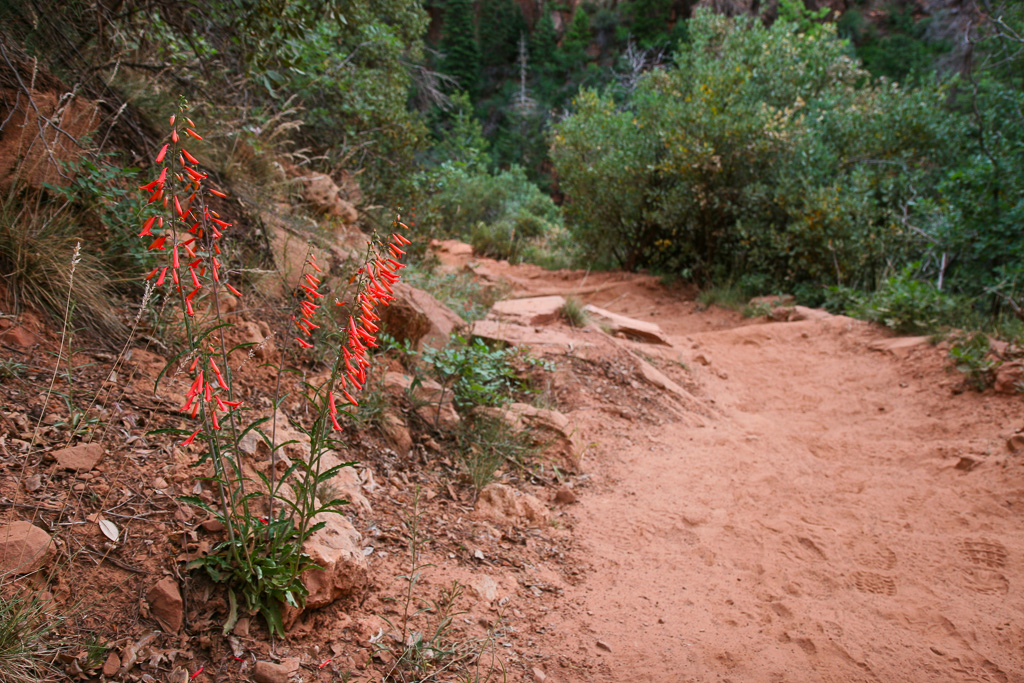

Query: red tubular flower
[155,144,169,163]
[182,148,199,164]
[330,412,344,431]
[342,389,359,407]
[295,337,313,348]
[172,130,179,143]
[139,216,157,237]
[148,235,167,250]
[186,128,203,140]
[225,283,242,298]
[181,429,201,446]
[188,371,204,396]
[156,267,168,286]
[211,410,220,430]
[209,188,228,198]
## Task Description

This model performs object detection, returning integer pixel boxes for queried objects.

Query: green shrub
[851,265,956,335]
[422,336,524,411]
[949,332,999,391]
[552,9,959,289]
[416,162,563,266]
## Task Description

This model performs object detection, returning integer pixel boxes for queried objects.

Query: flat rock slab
[474,483,548,527]
[583,304,671,346]
[489,296,566,326]
[52,443,104,471]
[788,305,832,322]
[254,658,300,683]
[868,336,931,358]
[470,320,584,350]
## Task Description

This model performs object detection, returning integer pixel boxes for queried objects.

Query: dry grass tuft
[0,186,124,337]
[0,587,65,683]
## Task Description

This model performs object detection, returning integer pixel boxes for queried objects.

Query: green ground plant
[849,265,957,335]
[949,332,999,391]
[422,337,523,412]
[457,413,539,493]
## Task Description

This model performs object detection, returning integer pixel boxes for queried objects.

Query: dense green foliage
[553,11,959,289]
[440,0,482,93]
[549,4,1024,329]
[2,0,429,200]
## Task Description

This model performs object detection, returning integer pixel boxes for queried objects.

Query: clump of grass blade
[0,588,66,683]
[457,414,538,494]
[0,186,123,337]
[560,296,588,327]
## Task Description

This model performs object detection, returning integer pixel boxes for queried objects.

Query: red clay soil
[475,260,1024,683]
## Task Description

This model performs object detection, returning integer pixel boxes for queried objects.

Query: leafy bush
[422,337,524,411]
[949,332,999,391]
[552,9,960,289]
[416,162,563,265]
[851,265,956,334]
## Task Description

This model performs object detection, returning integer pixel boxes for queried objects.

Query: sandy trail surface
[467,259,1024,683]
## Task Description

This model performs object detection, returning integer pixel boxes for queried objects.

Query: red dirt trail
[480,263,1024,683]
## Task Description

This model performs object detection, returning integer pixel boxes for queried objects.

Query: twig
[82,546,148,574]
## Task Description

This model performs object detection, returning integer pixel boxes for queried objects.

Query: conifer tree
[629,0,673,48]
[441,0,481,93]
[530,7,558,73]
[561,7,593,70]
[479,0,527,68]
